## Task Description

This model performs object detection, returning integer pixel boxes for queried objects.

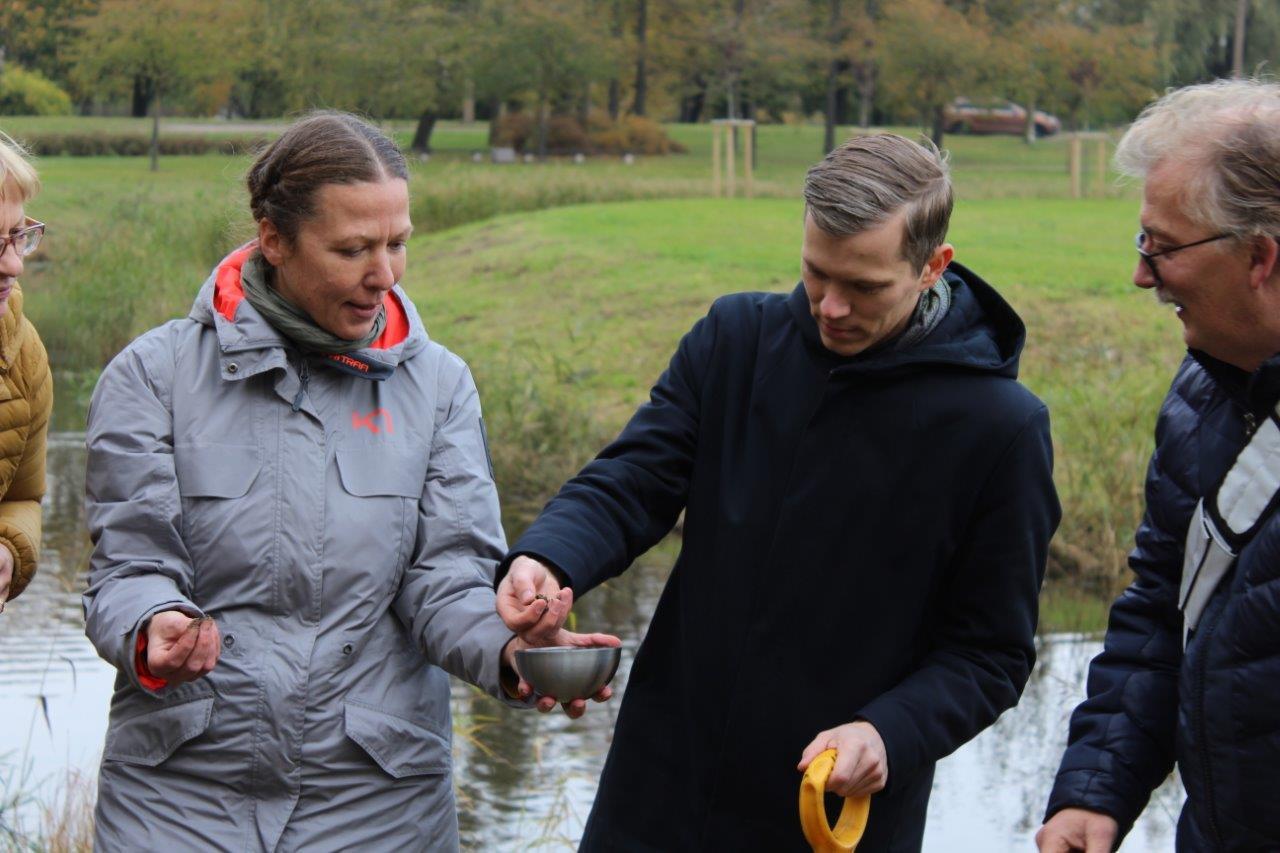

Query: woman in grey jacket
[82,112,616,852]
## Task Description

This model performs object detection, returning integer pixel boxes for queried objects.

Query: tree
[810,0,877,153]
[71,0,239,169]
[709,0,807,120]
[876,0,986,147]
[819,0,850,154]
[974,0,1057,143]
[1034,21,1158,130]
[632,0,650,115]
[258,0,480,154]
[473,0,613,158]
[0,0,99,99]
[845,4,878,129]
[1117,0,1280,87]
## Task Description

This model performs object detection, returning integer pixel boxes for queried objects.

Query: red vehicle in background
[943,98,1062,137]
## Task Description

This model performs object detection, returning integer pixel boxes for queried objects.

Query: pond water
[1,432,1183,851]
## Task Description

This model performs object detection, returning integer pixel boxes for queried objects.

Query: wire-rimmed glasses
[1134,230,1232,287]
[0,219,45,259]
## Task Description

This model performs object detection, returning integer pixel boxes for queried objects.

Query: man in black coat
[500,133,1061,851]
[1039,80,1280,852]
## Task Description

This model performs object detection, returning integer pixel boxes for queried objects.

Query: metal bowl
[514,645,622,701]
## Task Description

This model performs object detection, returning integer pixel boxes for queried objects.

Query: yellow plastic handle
[798,748,871,853]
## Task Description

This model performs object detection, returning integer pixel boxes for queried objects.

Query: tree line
[2,0,1278,153]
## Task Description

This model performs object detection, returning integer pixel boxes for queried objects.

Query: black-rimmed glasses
[0,219,45,259]
[1134,230,1232,287]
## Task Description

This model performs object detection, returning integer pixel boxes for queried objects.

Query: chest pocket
[333,447,430,595]
[174,444,263,588]
[175,444,262,498]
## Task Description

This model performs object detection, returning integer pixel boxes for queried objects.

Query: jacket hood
[786,260,1026,378]
[189,242,429,378]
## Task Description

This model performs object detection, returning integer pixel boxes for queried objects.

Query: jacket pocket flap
[336,448,427,498]
[103,697,214,767]
[344,701,450,778]
[175,444,261,498]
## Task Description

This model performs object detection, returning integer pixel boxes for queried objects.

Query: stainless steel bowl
[514,645,622,701]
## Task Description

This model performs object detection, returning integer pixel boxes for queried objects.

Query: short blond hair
[804,133,953,270]
[0,132,40,202]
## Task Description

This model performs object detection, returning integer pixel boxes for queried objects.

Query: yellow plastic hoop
[798,748,871,852]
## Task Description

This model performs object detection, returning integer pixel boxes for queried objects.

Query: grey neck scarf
[240,252,385,354]
[892,276,953,351]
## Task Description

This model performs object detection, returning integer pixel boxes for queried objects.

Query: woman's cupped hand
[146,611,221,684]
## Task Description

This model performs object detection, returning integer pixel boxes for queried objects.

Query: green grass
[1038,580,1116,635]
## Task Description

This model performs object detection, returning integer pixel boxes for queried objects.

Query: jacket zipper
[1192,599,1226,848]
[292,357,310,412]
[1243,410,1257,436]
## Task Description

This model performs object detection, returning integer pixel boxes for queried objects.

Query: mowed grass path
[405,197,1186,628]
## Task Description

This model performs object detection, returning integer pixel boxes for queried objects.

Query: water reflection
[0,432,1182,850]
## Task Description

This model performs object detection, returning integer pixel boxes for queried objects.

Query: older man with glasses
[1039,79,1280,852]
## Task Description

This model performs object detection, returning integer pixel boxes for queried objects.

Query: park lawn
[406,196,1172,397]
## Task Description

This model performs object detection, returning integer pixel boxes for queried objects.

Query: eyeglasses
[0,219,45,260]
[1134,230,1232,287]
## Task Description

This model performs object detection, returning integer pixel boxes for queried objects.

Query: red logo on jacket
[352,409,394,435]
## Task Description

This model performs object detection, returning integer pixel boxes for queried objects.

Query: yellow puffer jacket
[0,283,51,601]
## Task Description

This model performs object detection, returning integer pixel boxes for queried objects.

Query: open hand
[501,586,621,719]
[1036,808,1118,853]
[798,721,888,798]
[146,611,221,684]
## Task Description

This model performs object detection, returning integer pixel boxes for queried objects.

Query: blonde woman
[0,133,51,613]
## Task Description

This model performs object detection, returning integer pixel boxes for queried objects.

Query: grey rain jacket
[83,244,520,852]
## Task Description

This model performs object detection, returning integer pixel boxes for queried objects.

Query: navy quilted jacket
[1045,351,1280,851]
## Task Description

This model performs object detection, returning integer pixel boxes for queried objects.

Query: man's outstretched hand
[498,557,621,718]
[498,555,568,641]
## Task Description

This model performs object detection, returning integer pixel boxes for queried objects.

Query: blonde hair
[804,133,953,270]
[1116,78,1280,237]
[0,131,40,202]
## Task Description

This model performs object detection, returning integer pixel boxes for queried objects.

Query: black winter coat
[1046,352,1280,851]
[505,264,1061,851]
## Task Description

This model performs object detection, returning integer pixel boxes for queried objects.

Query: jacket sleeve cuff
[852,702,915,797]
[479,619,533,709]
[496,547,580,594]
[1044,768,1143,845]
[134,631,168,691]
[0,531,35,602]
[0,537,20,599]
